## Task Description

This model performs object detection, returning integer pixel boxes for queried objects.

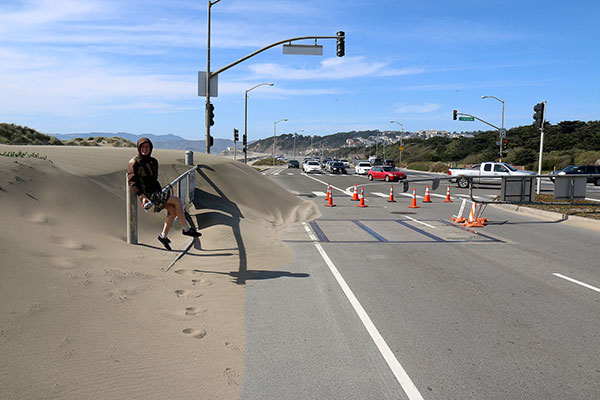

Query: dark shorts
[149,189,170,212]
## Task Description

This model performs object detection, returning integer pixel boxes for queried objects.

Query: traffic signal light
[532,102,545,129]
[453,110,457,120]
[208,135,214,148]
[233,128,239,142]
[207,103,215,126]
[336,31,345,57]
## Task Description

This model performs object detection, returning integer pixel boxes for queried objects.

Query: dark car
[287,160,300,168]
[551,165,600,185]
[383,159,396,168]
[329,161,347,174]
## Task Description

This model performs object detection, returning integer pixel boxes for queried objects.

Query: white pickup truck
[448,162,535,188]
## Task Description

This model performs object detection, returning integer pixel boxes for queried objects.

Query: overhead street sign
[458,116,474,121]
[283,44,323,55]
[398,146,404,151]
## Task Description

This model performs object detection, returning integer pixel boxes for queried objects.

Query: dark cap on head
[137,137,153,157]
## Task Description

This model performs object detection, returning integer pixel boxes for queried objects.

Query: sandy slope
[0,145,319,400]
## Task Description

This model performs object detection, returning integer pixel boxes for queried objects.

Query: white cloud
[247,56,423,80]
[394,103,442,114]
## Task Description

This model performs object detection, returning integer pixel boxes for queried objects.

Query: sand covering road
[0,144,319,399]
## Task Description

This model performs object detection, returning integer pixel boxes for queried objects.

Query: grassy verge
[526,193,600,220]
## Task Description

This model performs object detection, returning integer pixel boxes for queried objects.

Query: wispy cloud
[394,103,442,114]
[247,56,424,80]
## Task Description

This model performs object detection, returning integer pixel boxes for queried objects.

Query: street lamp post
[244,82,274,164]
[390,120,404,165]
[482,95,505,161]
[273,118,287,166]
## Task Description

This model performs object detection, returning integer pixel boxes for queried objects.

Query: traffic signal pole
[203,27,343,154]
[534,101,547,194]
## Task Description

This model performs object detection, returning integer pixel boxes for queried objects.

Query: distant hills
[49,132,234,153]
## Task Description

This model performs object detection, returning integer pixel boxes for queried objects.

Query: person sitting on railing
[127,137,201,250]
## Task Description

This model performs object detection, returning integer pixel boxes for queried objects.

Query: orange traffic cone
[408,188,420,208]
[444,186,453,202]
[325,192,336,207]
[388,185,396,202]
[464,202,485,227]
[356,187,368,207]
[325,184,331,202]
[423,185,432,203]
[351,184,359,201]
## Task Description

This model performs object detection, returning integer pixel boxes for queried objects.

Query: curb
[491,203,600,232]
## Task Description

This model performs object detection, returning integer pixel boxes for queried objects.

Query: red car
[368,165,406,182]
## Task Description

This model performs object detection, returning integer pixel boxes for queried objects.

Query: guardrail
[400,174,600,207]
[127,151,198,244]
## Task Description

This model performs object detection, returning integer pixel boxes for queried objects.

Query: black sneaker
[182,228,202,237]
[157,235,172,250]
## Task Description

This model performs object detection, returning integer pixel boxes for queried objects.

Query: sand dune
[0,144,319,399]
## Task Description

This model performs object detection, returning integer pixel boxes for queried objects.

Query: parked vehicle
[550,165,600,185]
[354,161,372,175]
[287,160,300,168]
[329,161,347,174]
[368,166,406,182]
[302,160,321,174]
[448,162,535,188]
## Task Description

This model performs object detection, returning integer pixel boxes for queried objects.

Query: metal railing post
[126,173,138,244]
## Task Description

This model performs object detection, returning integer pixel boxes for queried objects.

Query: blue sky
[1,0,598,142]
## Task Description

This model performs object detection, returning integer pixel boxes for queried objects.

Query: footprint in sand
[224,341,244,355]
[175,290,202,298]
[50,236,91,251]
[174,269,201,277]
[182,328,207,339]
[185,307,206,316]
[224,368,240,386]
[192,278,212,286]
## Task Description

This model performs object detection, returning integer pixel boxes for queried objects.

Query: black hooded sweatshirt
[127,137,162,197]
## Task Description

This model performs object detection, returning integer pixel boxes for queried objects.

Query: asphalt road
[242,167,600,400]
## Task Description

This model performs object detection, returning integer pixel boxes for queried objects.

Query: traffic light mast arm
[456,112,501,130]
[210,35,340,78]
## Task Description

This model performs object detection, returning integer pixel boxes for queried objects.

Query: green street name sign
[459,116,475,121]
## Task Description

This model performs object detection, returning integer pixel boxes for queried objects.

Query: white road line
[287,173,293,175]
[313,191,327,197]
[373,192,388,198]
[302,222,425,400]
[400,193,423,199]
[455,194,487,201]
[553,273,600,294]
[403,215,436,228]
[302,173,354,195]
[585,197,600,203]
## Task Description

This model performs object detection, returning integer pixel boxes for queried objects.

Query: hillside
[250,121,600,171]
[0,123,135,147]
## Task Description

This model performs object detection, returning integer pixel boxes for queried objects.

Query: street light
[244,82,274,164]
[390,120,404,165]
[273,118,288,166]
[482,95,505,161]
